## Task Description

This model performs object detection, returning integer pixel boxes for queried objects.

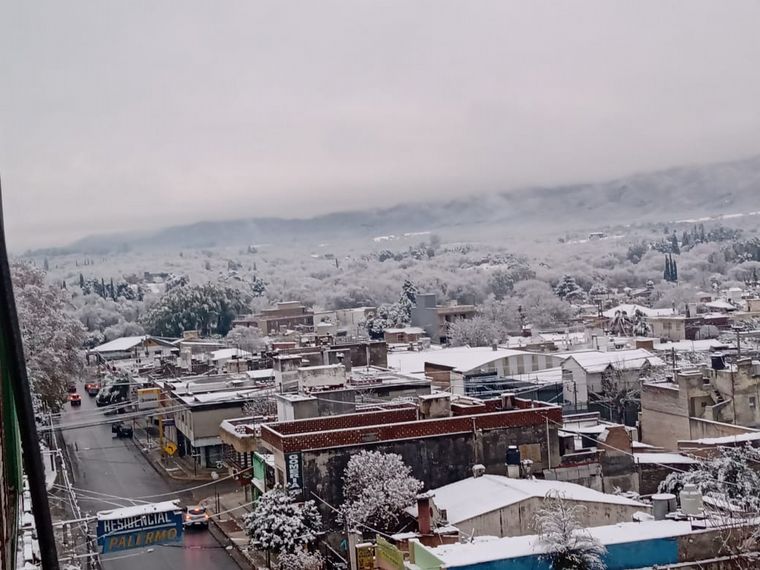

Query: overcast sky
[2,1,760,250]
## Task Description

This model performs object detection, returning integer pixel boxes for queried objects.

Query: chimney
[501,392,515,410]
[491,340,498,351]
[472,464,486,478]
[416,493,434,535]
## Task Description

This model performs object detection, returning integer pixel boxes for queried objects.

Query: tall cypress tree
[672,257,678,282]
[664,256,672,282]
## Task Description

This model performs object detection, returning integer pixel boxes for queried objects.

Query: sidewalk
[132,426,217,482]
[202,488,269,569]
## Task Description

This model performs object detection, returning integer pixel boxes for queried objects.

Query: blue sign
[97,504,184,553]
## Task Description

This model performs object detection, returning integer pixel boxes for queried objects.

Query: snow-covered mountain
[44,154,760,254]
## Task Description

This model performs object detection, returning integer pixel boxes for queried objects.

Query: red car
[84,383,101,396]
[69,393,82,407]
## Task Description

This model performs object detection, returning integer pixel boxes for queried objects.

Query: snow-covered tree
[608,309,649,337]
[397,279,418,323]
[340,450,423,533]
[554,275,585,302]
[448,315,505,347]
[535,491,607,570]
[244,487,321,556]
[659,445,760,512]
[363,303,407,340]
[11,261,86,413]
[514,280,574,329]
[226,325,266,352]
[278,549,323,570]
[487,270,514,300]
[142,282,250,337]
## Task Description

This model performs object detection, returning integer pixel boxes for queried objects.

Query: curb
[208,517,256,570]
[129,437,206,482]
[132,435,217,482]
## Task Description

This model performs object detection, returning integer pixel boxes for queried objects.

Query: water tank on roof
[506,446,521,478]
[679,484,704,516]
[711,353,726,371]
[652,493,677,521]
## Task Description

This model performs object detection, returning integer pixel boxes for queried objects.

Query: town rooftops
[388,346,535,375]
[210,348,253,361]
[602,304,676,319]
[384,326,426,335]
[633,452,698,465]
[175,387,274,406]
[653,339,729,352]
[91,335,175,353]
[260,397,562,453]
[427,520,693,567]
[705,299,736,311]
[406,475,645,524]
[562,349,666,373]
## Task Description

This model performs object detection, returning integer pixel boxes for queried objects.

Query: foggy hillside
[47,155,760,254]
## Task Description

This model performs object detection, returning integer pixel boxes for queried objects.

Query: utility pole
[736,328,742,360]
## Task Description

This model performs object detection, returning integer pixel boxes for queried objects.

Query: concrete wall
[455,497,647,538]
[687,417,757,441]
[411,294,440,342]
[297,364,346,389]
[293,422,560,509]
[191,404,247,441]
[560,359,591,408]
[641,383,691,449]
[651,318,687,341]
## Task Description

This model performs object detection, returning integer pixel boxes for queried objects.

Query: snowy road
[58,383,240,570]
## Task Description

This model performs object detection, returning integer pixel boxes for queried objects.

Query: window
[750,397,756,409]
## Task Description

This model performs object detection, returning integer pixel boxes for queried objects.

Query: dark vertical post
[0,178,60,568]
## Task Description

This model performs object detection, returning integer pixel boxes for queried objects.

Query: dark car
[111,422,133,438]
[67,383,77,393]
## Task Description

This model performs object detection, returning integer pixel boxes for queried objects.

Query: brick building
[232,301,314,335]
[256,395,562,509]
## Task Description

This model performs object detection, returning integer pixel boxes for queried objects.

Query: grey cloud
[2,0,760,249]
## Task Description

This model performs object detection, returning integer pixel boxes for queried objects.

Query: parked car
[69,393,82,407]
[182,505,209,528]
[67,383,77,393]
[111,422,133,438]
[84,383,101,397]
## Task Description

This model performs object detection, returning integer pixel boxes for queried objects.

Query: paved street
[58,381,241,570]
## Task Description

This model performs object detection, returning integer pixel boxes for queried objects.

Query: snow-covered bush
[340,450,423,533]
[659,445,760,512]
[278,549,323,570]
[535,491,607,570]
[244,487,321,554]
